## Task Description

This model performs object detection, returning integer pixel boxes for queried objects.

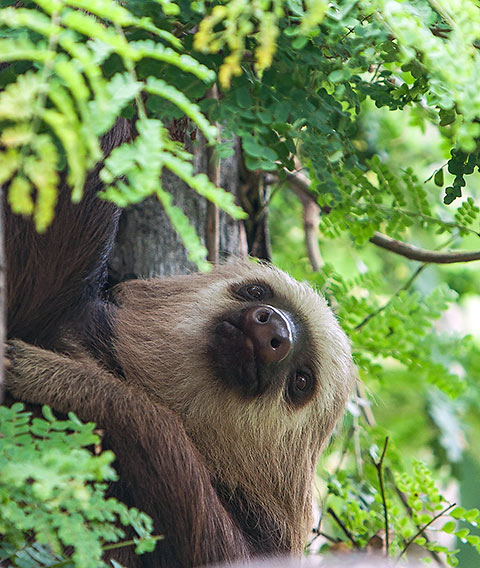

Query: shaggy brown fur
[4,139,356,567]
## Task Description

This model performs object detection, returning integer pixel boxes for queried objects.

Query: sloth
[4,126,356,567]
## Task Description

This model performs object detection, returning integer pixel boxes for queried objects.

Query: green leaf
[0,148,20,185]
[442,521,456,534]
[161,155,246,219]
[24,134,59,232]
[0,71,44,121]
[145,77,217,142]
[62,11,132,57]
[434,168,444,187]
[64,0,137,26]
[8,175,34,216]
[455,528,470,540]
[0,7,62,38]
[242,136,278,162]
[0,37,52,63]
[89,72,142,135]
[451,507,468,520]
[131,40,215,82]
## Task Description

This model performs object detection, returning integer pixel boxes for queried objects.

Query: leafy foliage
[318,441,480,566]
[0,0,225,260]
[3,0,480,566]
[0,404,157,568]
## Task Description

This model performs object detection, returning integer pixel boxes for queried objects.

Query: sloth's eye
[294,373,309,391]
[245,284,265,299]
[237,283,269,301]
[287,370,314,405]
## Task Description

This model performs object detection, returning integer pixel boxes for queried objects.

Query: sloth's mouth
[210,319,261,396]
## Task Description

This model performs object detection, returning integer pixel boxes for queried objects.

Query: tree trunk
[109,134,249,281]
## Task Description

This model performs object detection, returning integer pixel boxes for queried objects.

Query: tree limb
[369,233,480,264]
[282,170,480,265]
[372,437,390,556]
[288,177,323,271]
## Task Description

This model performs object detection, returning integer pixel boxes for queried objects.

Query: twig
[354,263,427,331]
[389,469,447,567]
[353,413,363,477]
[398,503,456,560]
[313,424,355,541]
[282,170,480,265]
[319,531,340,543]
[288,177,323,270]
[102,535,164,552]
[370,233,480,264]
[335,425,355,474]
[372,437,390,556]
[356,382,376,427]
[327,507,359,548]
[205,86,220,263]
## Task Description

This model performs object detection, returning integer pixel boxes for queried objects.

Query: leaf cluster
[0,0,236,263]
[319,444,480,566]
[0,404,156,568]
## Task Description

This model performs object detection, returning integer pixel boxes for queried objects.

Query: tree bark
[109,133,248,281]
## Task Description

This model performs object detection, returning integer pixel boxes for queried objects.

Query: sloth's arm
[5,339,250,568]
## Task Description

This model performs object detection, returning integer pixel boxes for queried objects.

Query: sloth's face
[114,261,355,452]
[154,263,357,438]
[208,279,319,409]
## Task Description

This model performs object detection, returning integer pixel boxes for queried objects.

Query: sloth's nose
[242,305,293,363]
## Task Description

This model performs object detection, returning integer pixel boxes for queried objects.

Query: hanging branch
[206,85,220,264]
[354,263,427,331]
[398,503,456,560]
[372,437,390,556]
[369,233,480,264]
[327,507,360,549]
[388,468,447,567]
[282,171,480,265]
[287,171,323,270]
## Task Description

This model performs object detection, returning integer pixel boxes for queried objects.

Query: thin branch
[356,382,376,427]
[288,176,323,270]
[327,507,359,549]
[335,425,355,475]
[102,535,164,552]
[353,413,363,477]
[205,86,220,264]
[313,424,355,542]
[370,232,480,264]
[354,263,427,331]
[282,170,480,265]
[388,469,447,567]
[398,503,456,560]
[372,437,390,556]
[319,531,340,544]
